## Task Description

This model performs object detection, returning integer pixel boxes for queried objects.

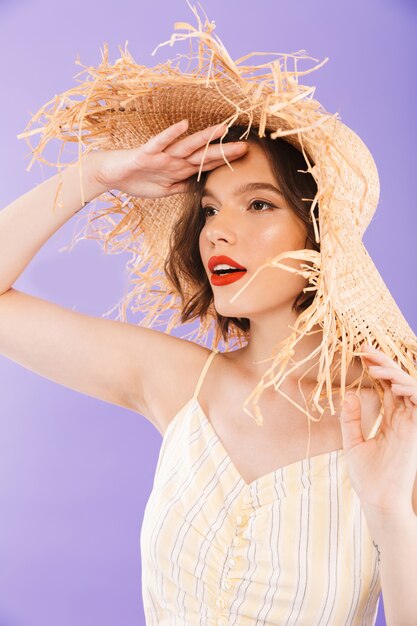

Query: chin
[213,300,252,320]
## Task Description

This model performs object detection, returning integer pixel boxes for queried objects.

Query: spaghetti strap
[192,349,220,402]
[366,411,383,440]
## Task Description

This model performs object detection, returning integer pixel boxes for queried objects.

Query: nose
[203,208,237,246]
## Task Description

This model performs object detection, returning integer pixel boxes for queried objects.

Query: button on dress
[140,349,382,625]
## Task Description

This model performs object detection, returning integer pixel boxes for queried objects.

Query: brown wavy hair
[164,125,320,341]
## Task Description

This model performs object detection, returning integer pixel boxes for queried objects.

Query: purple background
[0,0,416,624]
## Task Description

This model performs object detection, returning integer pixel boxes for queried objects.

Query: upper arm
[0,288,208,434]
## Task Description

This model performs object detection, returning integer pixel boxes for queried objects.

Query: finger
[371,371,405,411]
[170,148,248,180]
[163,180,190,195]
[390,383,417,404]
[366,366,415,414]
[366,364,413,386]
[360,345,402,369]
[382,378,404,415]
[165,122,228,158]
[381,385,397,427]
[393,392,406,411]
[161,150,246,192]
[143,119,189,154]
[186,141,248,165]
[377,376,391,390]
[339,393,364,452]
[151,155,232,193]
[198,156,244,171]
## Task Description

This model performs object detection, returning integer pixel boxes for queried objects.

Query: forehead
[203,142,280,197]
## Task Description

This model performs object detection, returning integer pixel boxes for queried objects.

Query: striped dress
[140,349,383,625]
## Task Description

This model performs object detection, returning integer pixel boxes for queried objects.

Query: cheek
[198,229,205,254]
[198,230,208,266]
[256,220,304,252]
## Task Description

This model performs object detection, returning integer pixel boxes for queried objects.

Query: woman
[1,115,416,624]
[4,10,417,626]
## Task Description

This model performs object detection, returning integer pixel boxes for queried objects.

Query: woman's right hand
[86,119,248,199]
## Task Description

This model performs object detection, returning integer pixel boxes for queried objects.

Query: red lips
[208,255,247,273]
[208,255,247,287]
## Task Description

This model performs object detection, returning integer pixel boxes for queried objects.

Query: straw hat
[18,4,417,441]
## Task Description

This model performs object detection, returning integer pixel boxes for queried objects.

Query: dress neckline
[193,397,345,488]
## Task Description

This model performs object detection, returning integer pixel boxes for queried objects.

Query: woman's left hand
[339,343,417,518]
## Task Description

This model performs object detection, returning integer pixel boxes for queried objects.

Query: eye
[201,199,277,218]
[202,205,216,218]
[250,199,276,212]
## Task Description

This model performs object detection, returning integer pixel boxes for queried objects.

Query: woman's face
[198,141,310,321]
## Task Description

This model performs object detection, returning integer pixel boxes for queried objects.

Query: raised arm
[0,153,105,296]
[0,121,247,431]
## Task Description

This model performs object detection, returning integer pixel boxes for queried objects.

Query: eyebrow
[201,182,284,201]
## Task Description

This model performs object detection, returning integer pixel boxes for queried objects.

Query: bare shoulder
[0,288,212,437]
[129,330,212,436]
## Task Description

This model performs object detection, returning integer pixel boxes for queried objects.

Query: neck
[234,306,324,383]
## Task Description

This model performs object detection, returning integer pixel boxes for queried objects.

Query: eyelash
[202,199,277,218]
